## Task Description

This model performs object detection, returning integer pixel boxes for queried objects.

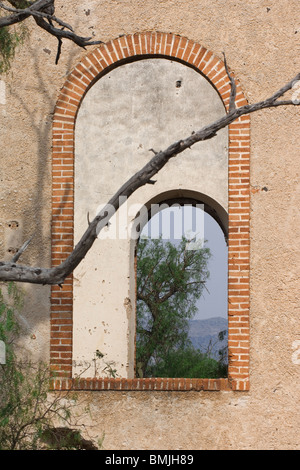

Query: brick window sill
[50,377,249,392]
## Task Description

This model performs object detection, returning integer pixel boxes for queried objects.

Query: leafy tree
[136,236,213,377]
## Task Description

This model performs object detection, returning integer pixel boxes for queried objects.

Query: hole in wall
[6,221,19,229]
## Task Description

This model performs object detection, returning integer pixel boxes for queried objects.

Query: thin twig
[223,52,236,112]
[55,36,62,65]
[11,236,33,263]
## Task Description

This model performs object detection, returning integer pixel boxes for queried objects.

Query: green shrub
[0,24,27,74]
[0,282,99,450]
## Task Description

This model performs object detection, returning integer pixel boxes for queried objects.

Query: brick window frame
[51,32,250,392]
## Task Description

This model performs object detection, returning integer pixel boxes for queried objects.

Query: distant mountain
[188,316,228,361]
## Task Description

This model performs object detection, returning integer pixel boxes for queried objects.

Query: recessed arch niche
[72,58,228,379]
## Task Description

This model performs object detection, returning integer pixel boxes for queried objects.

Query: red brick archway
[51,32,250,392]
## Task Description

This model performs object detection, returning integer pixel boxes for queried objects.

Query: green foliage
[0,281,23,361]
[0,24,27,74]
[147,345,227,379]
[0,283,99,450]
[136,236,216,377]
[0,359,71,450]
[13,1,30,8]
[40,426,100,451]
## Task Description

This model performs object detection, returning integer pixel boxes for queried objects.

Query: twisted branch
[0,69,298,285]
[0,0,103,56]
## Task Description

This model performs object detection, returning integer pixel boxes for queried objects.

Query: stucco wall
[0,0,299,450]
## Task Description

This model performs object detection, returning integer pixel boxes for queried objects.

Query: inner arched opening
[135,199,228,379]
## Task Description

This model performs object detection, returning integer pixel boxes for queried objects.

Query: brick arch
[51,32,250,392]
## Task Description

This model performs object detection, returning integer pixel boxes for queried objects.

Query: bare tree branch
[55,35,62,64]
[0,0,53,27]
[0,2,74,31]
[0,0,103,51]
[223,52,236,112]
[33,15,101,48]
[10,236,33,263]
[0,71,299,285]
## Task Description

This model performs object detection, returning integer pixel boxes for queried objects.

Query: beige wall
[0,0,299,450]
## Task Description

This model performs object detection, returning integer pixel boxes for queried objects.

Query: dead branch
[0,0,53,27]
[10,236,33,263]
[0,0,103,52]
[0,4,74,32]
[223,52,236,112]
[33,16,101,48]
[0,70,298,285]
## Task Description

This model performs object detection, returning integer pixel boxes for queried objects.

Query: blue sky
[140,206,228,320]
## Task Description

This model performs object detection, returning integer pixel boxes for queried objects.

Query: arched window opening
[51,34,250,391]
[135,201,228,379]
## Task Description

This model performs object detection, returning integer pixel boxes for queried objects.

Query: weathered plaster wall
[0,0,299,450]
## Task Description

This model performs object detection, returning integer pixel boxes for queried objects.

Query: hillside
[188,316,228,361]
